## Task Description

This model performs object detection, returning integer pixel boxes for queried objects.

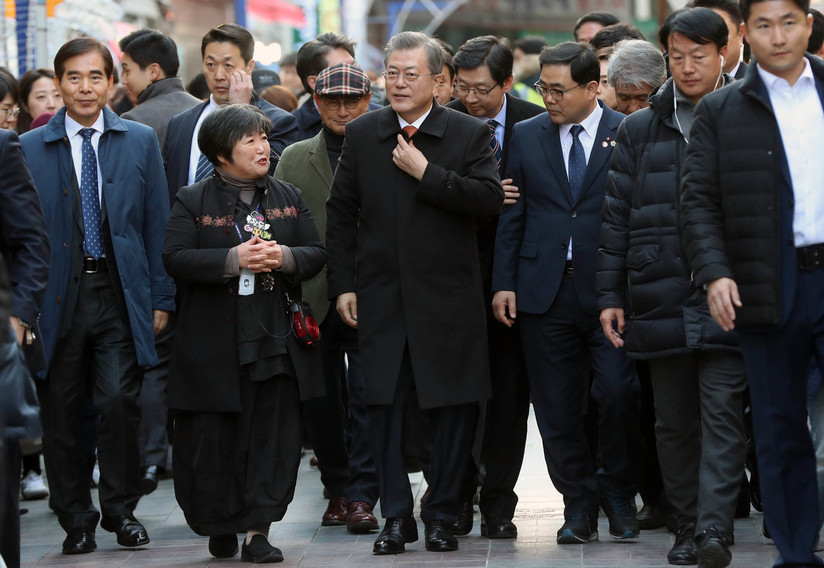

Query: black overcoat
[326,102,504,409]
[164,175,326,412]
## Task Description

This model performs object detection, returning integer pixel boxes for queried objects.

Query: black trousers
[138,312,175,471]
[519,275,641,519]
[38,271,142,532]
[0,439,22,568]
[368,347,478,523]
[647,351,746,534]
[738,267,824,567]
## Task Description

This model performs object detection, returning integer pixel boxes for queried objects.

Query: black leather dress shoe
[450,500,474,536]
[140,465,162,496]
[100,514,150,547]
[481,514,518,539]
[424,520,459,552]
[668,524,697,565]
[373,517,418,555]
[62,528,97,554]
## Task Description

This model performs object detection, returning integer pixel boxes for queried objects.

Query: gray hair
[607,39,667,90]
[384,31,445,75]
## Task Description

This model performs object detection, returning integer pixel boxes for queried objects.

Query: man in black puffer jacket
[680,0,824,564]
[599,9,746,568]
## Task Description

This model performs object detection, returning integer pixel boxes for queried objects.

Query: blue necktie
[568,124,586,200]
[79,128,103,259]
[487,119,502,171]
[195,152,214,182]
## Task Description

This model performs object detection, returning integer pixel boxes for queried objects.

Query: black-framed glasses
[383,70,436,84]
[533,81,585,101]
[319,97,365,111]
[452,83,500,98]
[0,107,20,119]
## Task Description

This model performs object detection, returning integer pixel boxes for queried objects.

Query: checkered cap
[314,62,371,97]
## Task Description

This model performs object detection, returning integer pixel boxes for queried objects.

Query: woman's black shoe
[208,534,238,558]
[241,534,284,563]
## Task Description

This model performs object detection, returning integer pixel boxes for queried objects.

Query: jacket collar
[43,106,128,143]
[137,77,187,104]
[739,54,824,103]
[376,99,448,141]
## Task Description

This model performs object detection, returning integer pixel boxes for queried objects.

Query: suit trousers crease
[38,271,142,531]
[647,350,747,534]
[368,347,478,523]
[738,267,824,567]
[518,275,641,518]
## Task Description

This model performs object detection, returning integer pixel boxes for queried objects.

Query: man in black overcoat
[326,30,504,555]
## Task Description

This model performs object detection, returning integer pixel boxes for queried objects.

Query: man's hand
[501,178,520,205]
[337,293,358,329]
[153,310,169,335]
[707,277,742,331]
[227,69,254,105]
[9,316,25,345]
[492,291,517,327]
[599,307,626,348]
[392,134,428,180]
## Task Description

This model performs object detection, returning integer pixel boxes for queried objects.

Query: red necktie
[403,125,417,139]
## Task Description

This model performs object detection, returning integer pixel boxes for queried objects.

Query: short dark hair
[54,37,114,80]
[187,73,209,100]
[0,67,19,103]
[119,29,180,78]
[689,0,743,25]
[432,38,455,82]
[16,68,55,133]
[201,24,255,64]
[809,8,824,53]
[538,42,600,85]
[740,0,809,23]
[279,51,297,68]
[574,11,620,40]
[452,36,514,85]
[296,32,357,93]
[660,7,729,52]
[198,104,272,167]
[513,35,548,55]
[589,23,646,51]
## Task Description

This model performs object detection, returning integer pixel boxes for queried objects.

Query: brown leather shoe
[347,501,379,533]
[322,496,347,526]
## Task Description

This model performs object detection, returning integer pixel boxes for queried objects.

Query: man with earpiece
[597,8,745,568]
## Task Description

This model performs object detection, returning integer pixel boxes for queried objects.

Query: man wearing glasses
[445,35,543,540]
[326,31,503,555]
[275,62,379,534]
[492,41,641,544]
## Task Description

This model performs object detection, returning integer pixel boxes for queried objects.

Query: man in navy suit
[492,41,641,544]
[162,24,298,201]
[681,0,824,563]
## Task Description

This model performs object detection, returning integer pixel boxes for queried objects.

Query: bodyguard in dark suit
[492,42,641,544]
[326,31,503,555]
[19,38,174,554]
[680,0,824,563]
[445,35,543,539]
[162,24,298,202]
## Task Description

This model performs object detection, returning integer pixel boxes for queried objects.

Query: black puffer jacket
[680,57,824,327]
[598,78,738,359]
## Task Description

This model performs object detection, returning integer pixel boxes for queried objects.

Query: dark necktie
[568,124,586,200]
[402,125,417,140]
[487,119,502,170]
[79,128,103,259]
[195,152,214,182]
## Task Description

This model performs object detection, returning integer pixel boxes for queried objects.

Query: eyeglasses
[320,97,364,111]
[0,107,20,119]
[533,81,585,101]
[453,83,500,98]
[383,70,436,84]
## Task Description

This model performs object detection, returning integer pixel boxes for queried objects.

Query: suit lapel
[308,134,333,186]
[177,103,208,187]
[577,106,620,204]
[538,115,572,201]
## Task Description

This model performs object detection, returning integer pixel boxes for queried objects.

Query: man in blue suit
[162,24,298,201]
[492,41,641,544]
[20,37,175,555]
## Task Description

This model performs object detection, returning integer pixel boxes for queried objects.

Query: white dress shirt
[758,60,824,247]
[187,96,221,186]
[397,103,433,131]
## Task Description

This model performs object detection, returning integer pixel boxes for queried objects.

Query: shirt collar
[206,94,223,111]
[487,94,507,127]
[64,111,105,140]
[757,58,814,91]
[559,101,603,140]
[397,102,433,130]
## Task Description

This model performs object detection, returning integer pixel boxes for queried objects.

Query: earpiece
[720,55,725,67]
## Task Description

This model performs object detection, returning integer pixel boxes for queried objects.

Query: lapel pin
[602,141,608,148]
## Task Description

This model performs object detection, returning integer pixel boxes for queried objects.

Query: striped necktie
[195,152,214,182]
[487,119,502,170]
